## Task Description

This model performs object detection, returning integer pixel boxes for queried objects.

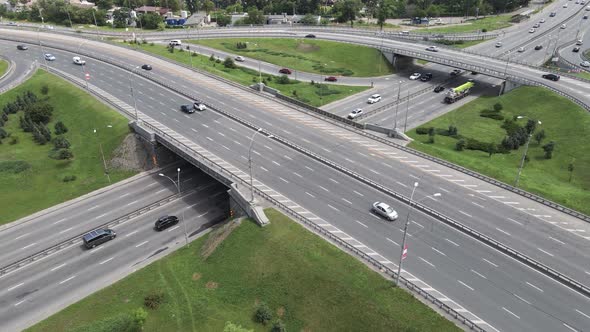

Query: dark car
[542,73,560,81]
[305,34,316,38]
[324,76,337,82]
[83,229,116,249]
[434,86,445,93]
[155,215,179,231]
[16,44,28,50]
[279,68,292,75]
[471,71,478,75]
[141,64,152,70]
[534,45,543,50]
[420,73,433,81]
[450,69,462,76]
[180,104,195,114]
[573,47,581,52]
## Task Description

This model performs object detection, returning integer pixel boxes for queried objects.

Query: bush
[144,291,165,309]
[415,127,431,135]
[276,75,290,84]
[62,175,77,182]
[254,302,273,324]
[9,136,18,145]
[455,138,466,151]
[493,103,503,112]
[465,138,490,152]
[48,148,73,160]
[41,85,49,95]
[480,109,504,120]
[27,101,54,124]
[54,121,68,135]
[223,57,236,69]
[0,160,31,173]
[0,127,8,139]
[482,28,488,32]
[53,136,71,149]
[67,313,136,332]
[271,319,286,332]
[209,54,216,61]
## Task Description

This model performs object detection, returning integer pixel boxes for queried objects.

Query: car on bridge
[550,12,556,17]
[154,215,179,231]
[305,34,316,38]
[540,18,546,23]
[193,101,207,111]
[529,28,536,33]
[279,68,292,75]
[495,42,502,48]
[180,104,195,113]
[561,24,567,29]
[576,39,583,45]
[533,23,540,28]
[573,46,581,52]
[72,56,86,65]
[409,72,421,80]
[324,76,338,82]
[425,46,438,52]
[542,73,560,81]
[517,47,525,52]
[367,94,382,104]
[434,86,445,93]
[563,3,568,7]
[372,202,398,221]
[580,61,590,67]
[44,53,56,61]
[534,45,543,50]
[141,64,152,70]
[16,44,28,50]
[584,14,589,19]
[347,108,363,119]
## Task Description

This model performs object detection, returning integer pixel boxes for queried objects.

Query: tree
[32,124,47,145]
[525,119,537,135]
[49,148,74,160]
[271,319,286,332]
[223,321,253,332]
[223,57,236,69]
[112,8,130,28]
[54,121,69,135]
[39,123,51,142]
[215,13,231,26]
[376,0,396,29]
[542,141,555,159]
[53,136,71,149]
[254,302,273,324]
[534,129,545,144]
[455,138,466,151]
[493,102,503,112]
[27,101,53,124]
[300,13,318,25]
[333,0,362,27]
[203,0,215,14]
[96,0,113,10]
[140,12,162,29]
[245,6,265,25]
[568,161,575,182]
[132,307,148,330]
[486,143,496,157]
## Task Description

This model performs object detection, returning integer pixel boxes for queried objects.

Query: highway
[1,6,590,329]
[0,164,229,331]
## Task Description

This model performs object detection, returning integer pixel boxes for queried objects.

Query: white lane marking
[353,190,364,196]
[272,161,280,166]
[7,283,24,292]
[136,241,149,248]
[279,177,289,183]
[458,280,474,291]
[305,166,314,171]
[53,218,67,225]
[283,155,293,161]
[59,227,74,234]
[396,181,408,188]
[369,169,380,175]
[471,202,485,208]
[526,282,544,293]
[483,258,499,267]
[459,210,472,218]
[563,323,578,332]
[305,192,315,198]
[167,225,180,232]
[445,238,459,247]
[206,137,214,142]
[21,242,37,250]
[411,221,424,228]
[191,128,198,133]
[507,217,523,225]
[514,294,531,305]
[15,233,30,240]
[409,174,420,180]
[14,300,26,306]
[260,166,268,172]
[355,220,368,228]
[495,227,511,236]
[489,196,506,198]
[537,248,554,257]
[197,211,209,218]
[549,236,565,245]
[264,145,272,151]
[318,186,329,192]
[576,309,590,320]
[471,270,487,279]
[87,205,100,211]
[99,257,115,265]
[51,263,67,272]
[419,257,435,268]
[59,275,76,285]
[126,230,139,237]
[222,145,231,151]
[387,238,399,246]
[502,307,520,319]
[503,202,520,205]
[438,187,450,193]
[432,247,446,256]
[293,172,303,178]
[329,178,339,184]
[342,198,352,204]
[126,200,139,206]
[218,132,225,137]
[328,204,339,211]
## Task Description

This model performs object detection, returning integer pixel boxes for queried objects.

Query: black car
[542,73,560,81]
[83,229,116,249]
[573,47,581,53]
[180,104,195,114]
[155,215,179,231]
[420,73,433,82]
[434,86,445,93]
[16,44,28,50]
[305,34,316,38]
[471,71,478,75]
[141,64,152,70]
[534,45,543,50]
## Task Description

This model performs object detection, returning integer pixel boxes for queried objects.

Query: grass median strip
[129,42,369,107]
[416,15,513,34]
[0,59,9,78]
[27,208,459,332]
[0,70,136,224]
[408,86,590,216]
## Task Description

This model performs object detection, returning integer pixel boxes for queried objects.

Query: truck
[444,81,474,103]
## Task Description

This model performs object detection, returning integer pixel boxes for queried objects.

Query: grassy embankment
[416,15,513,33]
[408,86,590,215]
[131,42,370,107]
[0,70,136,224]
[27,209,460,332]
[0,59,9,77]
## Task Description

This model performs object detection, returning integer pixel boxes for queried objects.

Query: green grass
[407,86,590,215]
[133,43,369,107]
[572,71,590,80]
[27,209,459,332]
[0,59,8,78]
[190,38,395,77]
[417,15,513,33]
[0,70,136,224]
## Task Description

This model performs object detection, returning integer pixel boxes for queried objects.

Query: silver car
[372,202,398,221]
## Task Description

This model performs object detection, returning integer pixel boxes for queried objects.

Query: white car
[561,24,567,29]
[372,202,398,221]
[72,56,86,65]
[44,53,56,61]
[495,42,502,48]
[529,28,536,33]
[533,23,540,28]
[235,56,245,62]
[580,61,590,67]
[409,72,422,80]
[347,108,363,119]
[517,47,525,52]
[576,39,583,45]
[193,102,207,111]
[563,3,568,7]
[367,94,382,104]
[540,18,546,23]
[425,46,438,52]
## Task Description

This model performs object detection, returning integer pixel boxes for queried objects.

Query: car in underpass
[495,42,502,48]
[573,47,581,52]
[529,28,536,33]
[180,104,195,114]
[154,215,179,231]
[44,53,56,61]
[517,47,525,52]
[347,108,363,119]
[372,202,398,221]
[420,73,433,81]
[409,72,421,80]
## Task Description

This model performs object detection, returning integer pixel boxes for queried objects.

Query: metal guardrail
[0,191,186,276]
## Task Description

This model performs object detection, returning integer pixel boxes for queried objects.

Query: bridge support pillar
[227,183,270,226]
[499,80,521,96]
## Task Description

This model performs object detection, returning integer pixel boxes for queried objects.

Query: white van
[169,40,182,46]
[586,5,590,10]
[72,56,86,65]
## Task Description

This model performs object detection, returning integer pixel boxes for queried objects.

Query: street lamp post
[514,116,542,187]
[76,39,91,91]
[159,169,189,247]
[248,129,273,202]
[127,66,140,122]
[93,126,113,183]
[403,89,410,132]
[394,81,402,130]
[395,183,441,286]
